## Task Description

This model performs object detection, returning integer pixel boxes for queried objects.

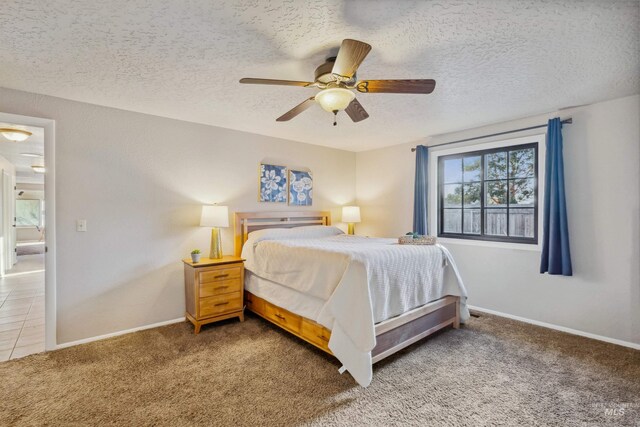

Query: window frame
[436,141,540,245]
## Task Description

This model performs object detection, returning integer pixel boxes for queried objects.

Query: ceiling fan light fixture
[315,88,355,112]
[0,128,32,142]
[239,39,435,124]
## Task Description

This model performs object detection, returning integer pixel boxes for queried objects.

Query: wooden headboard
[234,211,331,257]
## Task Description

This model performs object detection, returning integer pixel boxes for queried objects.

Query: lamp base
[209,227,223,259]
[347,223,355,235]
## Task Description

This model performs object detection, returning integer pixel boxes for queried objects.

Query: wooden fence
[444,209,534,237]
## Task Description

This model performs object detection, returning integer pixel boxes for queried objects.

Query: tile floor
[0,254,45,362]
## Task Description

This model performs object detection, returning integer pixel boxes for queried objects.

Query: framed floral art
[259,163,287,203]
[289,170,313,206]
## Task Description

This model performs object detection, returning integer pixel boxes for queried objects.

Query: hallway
[0,254,45,361]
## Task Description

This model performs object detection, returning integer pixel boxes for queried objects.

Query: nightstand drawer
[264,301,301,333]
[200,278,242,298]
[199,265,242,284]
[199,292,243,318]
[184,256,245,334]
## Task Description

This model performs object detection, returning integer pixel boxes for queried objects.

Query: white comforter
[242,228,468,387]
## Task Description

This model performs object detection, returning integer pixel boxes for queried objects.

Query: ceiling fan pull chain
[333,110,338,126]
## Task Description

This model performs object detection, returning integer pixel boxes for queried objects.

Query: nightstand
[183,256,245,334]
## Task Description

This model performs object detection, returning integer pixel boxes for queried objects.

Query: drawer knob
[317,334,329,342]
[275,313,286,321]
[214,301,230,306]
[214,274,229,279]
[214,285,229,290]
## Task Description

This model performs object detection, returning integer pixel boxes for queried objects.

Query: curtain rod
[411,118,573,152]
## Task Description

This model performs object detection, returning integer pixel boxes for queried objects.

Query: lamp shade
[342,206,361,223]
[200,205,229,228]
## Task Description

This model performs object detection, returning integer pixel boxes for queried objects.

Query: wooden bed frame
[234,211,460,364]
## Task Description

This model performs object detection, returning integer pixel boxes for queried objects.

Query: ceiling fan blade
[240,78,312,87]
[331,39,372,79]
[356,79,436,94]
[344,98,369,123]
[276,97,316,121]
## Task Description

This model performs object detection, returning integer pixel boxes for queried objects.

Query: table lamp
[200,205,229,259]
[342,206,361,235]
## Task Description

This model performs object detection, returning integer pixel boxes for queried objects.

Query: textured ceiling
[0,1,638,151]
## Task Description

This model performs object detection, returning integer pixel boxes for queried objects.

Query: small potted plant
[190,249,201,263]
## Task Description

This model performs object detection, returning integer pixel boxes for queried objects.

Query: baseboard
[55,317,186,350]
[468,305,640,350]
[50,309,640,352]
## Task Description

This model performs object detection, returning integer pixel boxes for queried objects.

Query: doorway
[0,115,54,361]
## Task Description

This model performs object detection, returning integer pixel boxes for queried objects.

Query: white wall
[0,87,356,344]
[357,95,640,346]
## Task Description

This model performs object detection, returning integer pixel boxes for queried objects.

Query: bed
[234,211,469,386]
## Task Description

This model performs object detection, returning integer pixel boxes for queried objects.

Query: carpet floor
[16,244,45,256]
[1,312,638,426]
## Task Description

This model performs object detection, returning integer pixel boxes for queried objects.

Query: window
[16,199,42,227]
[438,142,538,244]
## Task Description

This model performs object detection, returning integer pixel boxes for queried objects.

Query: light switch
[76,219,87,232]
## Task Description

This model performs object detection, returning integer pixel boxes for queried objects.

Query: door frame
[1,170,15,275]
[0,112,56,350]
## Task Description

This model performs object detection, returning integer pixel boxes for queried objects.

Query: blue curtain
[413,145,429,235]
[540,118,573,276]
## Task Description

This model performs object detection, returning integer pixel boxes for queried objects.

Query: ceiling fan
[239,39,436,125]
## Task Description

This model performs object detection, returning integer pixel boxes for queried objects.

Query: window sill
[437,237,542,252]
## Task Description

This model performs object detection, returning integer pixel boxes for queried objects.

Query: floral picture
[259,163,287,203]
[289,170,313,206]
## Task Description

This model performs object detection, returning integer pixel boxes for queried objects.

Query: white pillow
[248,225,343,243]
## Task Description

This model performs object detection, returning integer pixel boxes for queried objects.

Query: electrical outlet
[76,219,87,232]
